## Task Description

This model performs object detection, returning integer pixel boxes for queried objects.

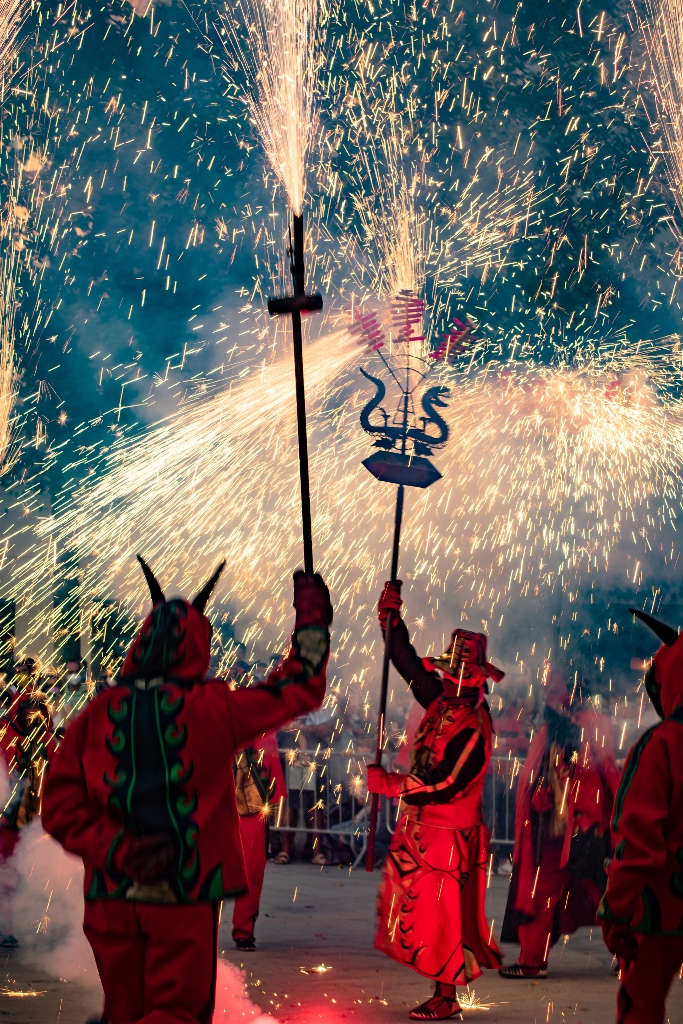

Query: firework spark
[217,0,322,215]
[641,0,683,259]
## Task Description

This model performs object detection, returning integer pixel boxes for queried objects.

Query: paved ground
[1,863,682,1023]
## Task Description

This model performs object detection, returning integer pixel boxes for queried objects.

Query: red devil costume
[367,581,503,1021]
[41,556,332,1024]
[599,609,683,1024]
[232,730,286,950]
[0,685,55,946]
[500,671,619,977]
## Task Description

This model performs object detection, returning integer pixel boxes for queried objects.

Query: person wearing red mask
[366,581,503,1021]
[500,670,619,978]
[599,608,683,1024]
[41,556,332,1024]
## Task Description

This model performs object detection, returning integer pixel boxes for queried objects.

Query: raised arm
[378,581,443,708]
[227,573,333,748]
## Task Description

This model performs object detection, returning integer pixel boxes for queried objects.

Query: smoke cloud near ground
[8,822,278,1019]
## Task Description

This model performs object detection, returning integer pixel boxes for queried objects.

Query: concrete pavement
[1,862,681,1023]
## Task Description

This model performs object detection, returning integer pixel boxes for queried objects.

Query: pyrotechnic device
[355,292,451,871]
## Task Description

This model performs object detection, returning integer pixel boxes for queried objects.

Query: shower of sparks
[0,214,20,476]
[216,0,322,216]
[3,326,683,695]
[0,0,29,80]
[317,76,543,334]
[0,0,678,778]
[458,986,509,1011]
[0,0,32,477]
[642,0,683,261]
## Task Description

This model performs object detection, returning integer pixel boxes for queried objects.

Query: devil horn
[629,608,679,647]
[192,560,226,613]
[136,554,165,606]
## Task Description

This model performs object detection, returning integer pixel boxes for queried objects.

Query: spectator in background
[53,657,90,732]
[500,670,619,978]
[232,731,287,950]
[274,705,334,865]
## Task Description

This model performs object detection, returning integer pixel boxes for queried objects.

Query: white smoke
[214,958,279,1022]
[10,822,100,986]
[8,822,278,1020]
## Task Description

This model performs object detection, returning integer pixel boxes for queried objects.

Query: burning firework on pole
[218,0,323,572]
[353,293,451,871]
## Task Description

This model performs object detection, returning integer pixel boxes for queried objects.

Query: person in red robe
[41,556,332,1024]
[0,682,55,947]
[232,730,286,950]
[366,581,503,1021]
[500,670,619,978]
[599,609,683,1024]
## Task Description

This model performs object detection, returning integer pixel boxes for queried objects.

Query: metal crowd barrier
[383,753,523,848]
[272,748,370,869]
[272,750,524,869]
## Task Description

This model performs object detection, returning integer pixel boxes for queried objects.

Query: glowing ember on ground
[0,988,47,997]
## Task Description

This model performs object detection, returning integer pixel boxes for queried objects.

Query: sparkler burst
[217,0,323,216]
[2,321,682,687]
[642,0,683,261]
[0,0,677,723]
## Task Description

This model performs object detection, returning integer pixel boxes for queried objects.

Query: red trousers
[518,840,569,966]
[83,899,219,1024]
[232,812,267,941]
[617,934,683,1024]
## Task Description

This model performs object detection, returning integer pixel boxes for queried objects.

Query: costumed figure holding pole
[42,556,332,1024]
[354,298,502,1019]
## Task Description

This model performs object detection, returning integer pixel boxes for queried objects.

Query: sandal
[408,995,462,1020]
[273,850,290,864]
[311,852,331,866]
[498,963,547,978]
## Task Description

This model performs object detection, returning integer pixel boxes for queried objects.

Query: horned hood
[630,608,683,719]
[121,555,224,686]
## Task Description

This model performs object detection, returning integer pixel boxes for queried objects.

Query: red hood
[651,636,683,717]
[121,599,211,684]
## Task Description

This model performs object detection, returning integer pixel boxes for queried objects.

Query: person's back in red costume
[41,556,333,1024]
[600,608,683,1024]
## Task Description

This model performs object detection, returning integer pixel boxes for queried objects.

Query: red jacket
[376,618,494,829]
[502,705,618,943]
[42,619,328,904]
[601,638,683,935]
[0,690,56,830]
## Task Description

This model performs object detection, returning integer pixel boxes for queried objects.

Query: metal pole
[366,483,405,872]
[290,214,313,574]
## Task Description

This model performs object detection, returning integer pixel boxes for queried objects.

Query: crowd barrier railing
[272,750,524,869]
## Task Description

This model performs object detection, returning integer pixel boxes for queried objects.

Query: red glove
[114,833,174,884]
[601,919,639,962]
[293,571,333,629]
[378,581,402,631]
[366,765,404,797]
